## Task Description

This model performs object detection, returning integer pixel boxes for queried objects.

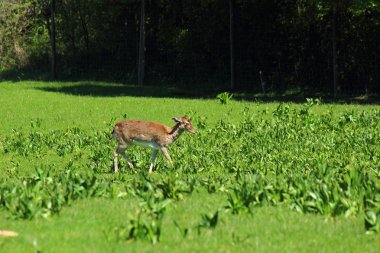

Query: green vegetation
[0,81,379,252]
[217,92,234,105]
[1,1,380,94]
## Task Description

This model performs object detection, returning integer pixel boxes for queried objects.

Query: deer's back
[114,120,171,145]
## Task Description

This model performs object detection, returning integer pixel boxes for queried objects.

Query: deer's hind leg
[148,150,158,173]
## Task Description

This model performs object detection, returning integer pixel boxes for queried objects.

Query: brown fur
[112,115,196,173]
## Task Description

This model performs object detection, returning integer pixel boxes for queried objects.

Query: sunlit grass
[0,80,379,252]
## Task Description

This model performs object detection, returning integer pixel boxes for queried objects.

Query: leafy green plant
[0,166,108,219]
[113,196,171,244]
[196,115,208,129]
[216,92,233,104]
[156,177,194,200]
[196,209,220,234]
[114,208,162,244]
[364,191,380,234]
[365,209,379,234]
[173,220,189,238]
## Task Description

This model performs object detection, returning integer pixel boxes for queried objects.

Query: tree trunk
[78,8,90,66]
[138,0,145,86]
[50,0,56,79]
[229,0,235,90]
[332,1,338,98]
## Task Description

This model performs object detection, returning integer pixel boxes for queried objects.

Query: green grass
[0,80,374,133]
[1,195,379,253]
[0,80,256,132]
[0,80,379,252]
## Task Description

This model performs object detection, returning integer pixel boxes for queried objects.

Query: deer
[112,115,196,173]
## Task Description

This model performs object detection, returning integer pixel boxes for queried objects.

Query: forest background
[0,0,379,97]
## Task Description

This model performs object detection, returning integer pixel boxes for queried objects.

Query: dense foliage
[1,102,379,237]
[0,0,379,94]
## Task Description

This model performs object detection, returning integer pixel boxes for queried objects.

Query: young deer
[112,115,196,173]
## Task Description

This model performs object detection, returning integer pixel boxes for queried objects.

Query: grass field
[0,80,379,253]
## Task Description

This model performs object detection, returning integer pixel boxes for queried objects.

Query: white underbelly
[133,140,160,150]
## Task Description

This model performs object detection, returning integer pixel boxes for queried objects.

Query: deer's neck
[169,123,185,143]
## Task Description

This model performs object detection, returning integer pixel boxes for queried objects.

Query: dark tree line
[0,0,379,96]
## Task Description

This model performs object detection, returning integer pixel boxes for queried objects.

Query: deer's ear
[172,117,182,123]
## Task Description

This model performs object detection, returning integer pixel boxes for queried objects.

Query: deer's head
[172,115,196,134]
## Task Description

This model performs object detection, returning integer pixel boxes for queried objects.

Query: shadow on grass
[36,83,223,99]
[2,68,378,104]
[236,90,380,105]
[34,83,380,104]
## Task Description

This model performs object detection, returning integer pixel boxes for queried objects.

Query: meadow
[0,81,379,253]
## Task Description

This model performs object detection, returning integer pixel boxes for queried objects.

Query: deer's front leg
[114,146,133,173]
[160,147,173,167]
[114,150,120,173]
